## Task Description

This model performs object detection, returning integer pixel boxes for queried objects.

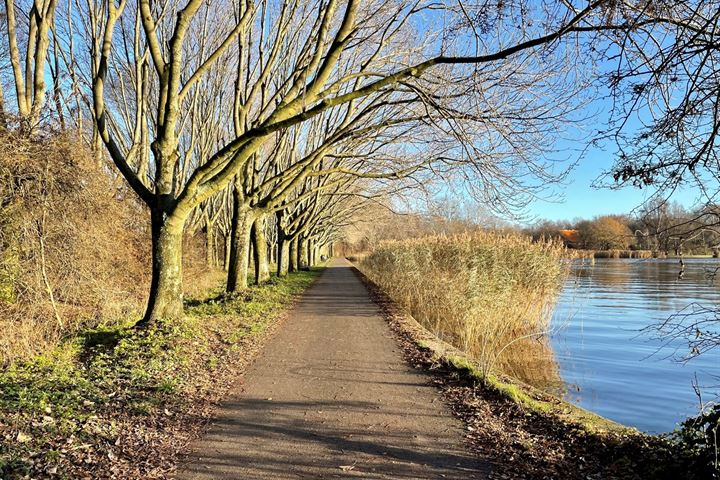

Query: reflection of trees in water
[571,259,633,287]
[576,259,720,284]
[497,337,565,395]
[570,259,720,308]
[513,258,720,395]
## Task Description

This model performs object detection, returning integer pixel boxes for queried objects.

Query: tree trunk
[213,231,220,268]
[307,239,314,267]
[299,237,308,270]
[226,193,254,293]
[223,232,231,271]
[251,215,270,285]
[289,238,298,273]
[276,218,289,277]
[0,81,6,129]
[138,208,185,327]
[277,234,289,277]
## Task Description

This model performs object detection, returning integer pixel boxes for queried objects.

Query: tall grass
[360,232,568,379]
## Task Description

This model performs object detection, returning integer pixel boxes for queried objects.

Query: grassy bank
[0,269,322,479]
[360,232,567,378]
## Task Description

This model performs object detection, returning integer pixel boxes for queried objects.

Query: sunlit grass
[0,268,322,477]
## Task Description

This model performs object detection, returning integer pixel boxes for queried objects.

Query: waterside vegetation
[360,232,567,379]
[353,229,719,477]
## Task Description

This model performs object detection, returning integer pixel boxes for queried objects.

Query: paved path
[177,259,488,479]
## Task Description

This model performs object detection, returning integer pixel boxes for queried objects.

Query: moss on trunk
[226,191,254,293]
[138,209,185,326]
[252,215,270,285]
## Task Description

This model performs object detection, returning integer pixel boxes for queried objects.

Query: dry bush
[360,232,568,379]
[0,132,149,364]
[182,232,225,299]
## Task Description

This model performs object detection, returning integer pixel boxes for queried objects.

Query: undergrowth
[0,269,321,479]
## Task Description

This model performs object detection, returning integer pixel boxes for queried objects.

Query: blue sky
[524,146,702,223]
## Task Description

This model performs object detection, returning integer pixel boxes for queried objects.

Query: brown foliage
[359,232,567,380]
[578,215,636,250]
[0,132,149,363]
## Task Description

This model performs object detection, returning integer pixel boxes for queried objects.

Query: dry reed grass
[360,232,568,377]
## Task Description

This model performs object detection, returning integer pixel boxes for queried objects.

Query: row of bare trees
[2,0,719,328]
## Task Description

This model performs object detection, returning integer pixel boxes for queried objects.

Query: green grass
[0,268,322,478]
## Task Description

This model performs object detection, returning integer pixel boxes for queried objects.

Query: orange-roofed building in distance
[558,229,581,249]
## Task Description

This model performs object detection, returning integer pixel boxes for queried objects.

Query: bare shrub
[360,232,567,378]
[182,232,225,299]
[0,132,149,363]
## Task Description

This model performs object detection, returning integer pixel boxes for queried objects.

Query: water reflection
[498,337,565,394]
[549,258,720,433]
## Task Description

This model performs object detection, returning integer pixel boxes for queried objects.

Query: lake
[550,258,720,433]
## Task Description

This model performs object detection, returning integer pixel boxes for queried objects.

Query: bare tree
[595,1,720,357]
[3,0,59,132]
[85,0,645,326]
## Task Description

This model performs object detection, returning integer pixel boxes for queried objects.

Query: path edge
[346,261,633,436]
[172,266,328,476]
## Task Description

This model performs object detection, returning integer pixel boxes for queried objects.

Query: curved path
[177,258,489,479]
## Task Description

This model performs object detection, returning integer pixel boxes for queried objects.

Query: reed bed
[360,232,568,378]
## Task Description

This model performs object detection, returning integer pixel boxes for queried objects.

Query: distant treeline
[524,201,720,256]
[339,200,720,258]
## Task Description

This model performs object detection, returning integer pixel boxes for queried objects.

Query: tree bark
[224,232,231,271]
[138,208,186,326]
[307,238,314,267]
[299,236,308,270]
[226,191,254,293]
[0,81,7,129]
[289,238,298,273]
[251,215,270,285]
[277,233,289,277]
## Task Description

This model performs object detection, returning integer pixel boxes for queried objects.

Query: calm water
[550,258,720,433]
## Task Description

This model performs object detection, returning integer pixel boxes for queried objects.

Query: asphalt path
[177,258,488,479]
